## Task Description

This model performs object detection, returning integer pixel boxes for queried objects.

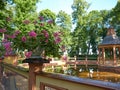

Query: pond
[44,65,120,83]
[79,71,120,83]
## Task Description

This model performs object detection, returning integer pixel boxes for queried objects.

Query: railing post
[74,56,77,69]
[85,56,88,70]
[29,63,43,90]
[22,57,49,90]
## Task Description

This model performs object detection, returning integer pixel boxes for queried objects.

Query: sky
[36,0,118,15]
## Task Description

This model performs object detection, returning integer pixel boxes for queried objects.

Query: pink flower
[23,20,30,24]
[33,20,37,25]
[62,55,67,61]
[55,37,61,44]
[21,36,27,42]
[14,30,20,36]
[5,47,12,52]
[11,35,16,39]
[5,51,12,56]
[40,23,44,26]
[42,30,49,38]
[25,51,32,58]
[41,30,47,33]
[3,41,11,49]
[44,33,49,38]
[28,31,37,38]
[4,34,9,39]
[38,16,44,21]
[0,28,7,33]
[61,45,65,52]
[53,32,61,37]
[6,17,11,21]
[6,34,16,39]
[45,39,48,43]
[47,20,53,24]
[2,39,8,43]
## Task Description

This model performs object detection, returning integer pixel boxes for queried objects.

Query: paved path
[0,75,28,90]
[0,63,4,90]
[0,82,4,90]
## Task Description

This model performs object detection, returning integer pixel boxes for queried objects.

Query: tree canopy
[0,0,119,57]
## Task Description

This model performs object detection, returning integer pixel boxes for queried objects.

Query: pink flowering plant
[0,16,63,58]
[0,39,13,59]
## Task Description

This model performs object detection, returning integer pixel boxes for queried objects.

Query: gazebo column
[98,48,101,65]
[118,47,120,65]
[110,48,113,59]
[113,46,117,66]
[102,48,105,65]
[119,48,120,60]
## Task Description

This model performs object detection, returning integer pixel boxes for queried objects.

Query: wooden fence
[0,59,120,90]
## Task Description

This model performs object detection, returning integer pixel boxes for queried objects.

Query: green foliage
[86,10,103,54]
[112,0,120,25]
[97,10,110,39]
[70,0,89,56]
[70,0,119,56]
[54,66,64,74]
[0,0,6,10]
[71,0,90,24]
[14,0,38,13]
[56,10,72,53]
[5,16,63,57]
[12,0,39,33]
[0,41,5,57]
[56,10,72,30]
[111,0,120,36]
[39,9,56,23]
[0,0,63,57]
[1,0,119,58]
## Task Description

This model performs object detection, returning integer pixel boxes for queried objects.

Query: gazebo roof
[101,35,120,45]
[100,27,120,45]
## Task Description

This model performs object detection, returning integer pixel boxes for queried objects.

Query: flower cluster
[0,16,62,58]
[0,35,13,57]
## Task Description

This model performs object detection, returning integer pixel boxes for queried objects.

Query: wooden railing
[1,62,120,90]
[36,72,120,90]
[66,60,98,65]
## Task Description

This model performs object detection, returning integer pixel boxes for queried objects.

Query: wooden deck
[66,60,98,65]
[98,66,120,74]
[44,60,98,67]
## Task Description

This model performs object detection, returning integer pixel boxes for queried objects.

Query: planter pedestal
[3,55,18,66]
[22,56,49,90]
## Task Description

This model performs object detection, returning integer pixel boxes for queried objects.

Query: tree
[98,10,111,39]
[71,0,90,56]
[56,10,72,54]
[0,0,6,10]
[12,0,39,32]
[111,0,120,25]
[86,10,103,54]
[71,0,90,24]
[0,0,40,53]
[56,10,72,30]
[0,0,14,40]
[39,9,56,23]
[111,0,120,36]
